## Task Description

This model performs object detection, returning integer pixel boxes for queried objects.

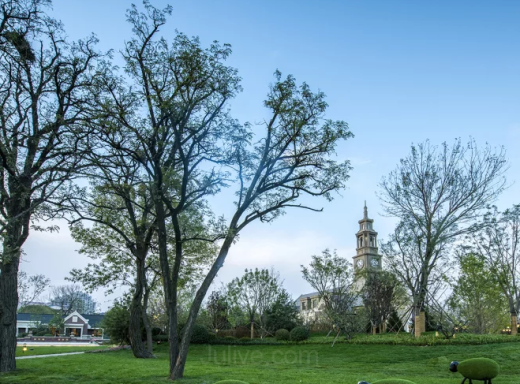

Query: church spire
[364,201,368,220]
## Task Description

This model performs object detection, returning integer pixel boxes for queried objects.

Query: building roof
[16,313,54,323]
[83,314,104,328]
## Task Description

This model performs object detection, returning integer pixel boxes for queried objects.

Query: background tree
[48,285,97,315]
[264,290,302,333]
[205,290,230,333]
[466,205,520,334]
[101,300,131,346]
[360,270,400,334]
[379,139,508,336]
[17,271,50,308]
[227,268,287,338]
[449,253,508,334]
[0,0,107,371]
[302,249,363,343]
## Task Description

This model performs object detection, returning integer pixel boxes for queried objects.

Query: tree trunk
[128,254,154,358]
[142,283,153,354]
[0,251,19,372]
[0,204,29,373]
[511,314,517,336]
[170,235,235,380]
[372,326,377,335]
[251,322,255,339]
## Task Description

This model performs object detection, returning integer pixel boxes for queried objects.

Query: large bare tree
[379,139,508,336]
[0,0,105,371]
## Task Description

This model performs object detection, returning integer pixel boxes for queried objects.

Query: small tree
[227,268,286,338]
[206,291,230,333]
[301,250,362,343]
[361,270,399,334]
[101,300,131,346]
[449,253,508,334]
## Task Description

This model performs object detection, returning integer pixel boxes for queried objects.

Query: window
[72,316,78,323]
[301,302,306,310]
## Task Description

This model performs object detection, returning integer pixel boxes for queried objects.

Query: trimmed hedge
[290,326,310,342]
[458,358,500,380]
[275,329,290,341]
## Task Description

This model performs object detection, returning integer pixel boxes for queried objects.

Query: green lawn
[15,345,108,357]
[3,342,520,384]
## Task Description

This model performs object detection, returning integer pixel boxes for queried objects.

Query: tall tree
[466,205,520,334]
[94,2,351,378]
[0,0,106,371]
[48,285,97,315]
[378,139,508,336]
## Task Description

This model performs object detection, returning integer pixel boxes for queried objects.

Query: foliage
[49,285,98,315]
[188,324,210,344]
[466,205,520,329]
[101,301,130,345]
[275,329,290,341]
[227,268,288,337]
[379,139,508,321]
[264,290,302,333]
[449,253,508,334]
[206,291,230,332]
[301,249,362,339]
[290,326,310,342]
[361,271,400,331]
[18,305,54,315]
[386,309,404,332]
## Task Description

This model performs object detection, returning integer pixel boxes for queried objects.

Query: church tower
[353,203,381,276]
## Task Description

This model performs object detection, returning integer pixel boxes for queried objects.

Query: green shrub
[240,336,251,341]
[458,358,500,380]
[190,324,210,344]
[372,380,417,384]
[18,332,28,338]
[223,336,236,340]
[275,329,290,341]
[290,326,310,342]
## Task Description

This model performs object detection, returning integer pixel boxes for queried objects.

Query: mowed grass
[4,342,520,383]
[15,345,108,357]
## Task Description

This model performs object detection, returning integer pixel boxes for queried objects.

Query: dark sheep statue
[449,358,500,384]
[358,380,417,384]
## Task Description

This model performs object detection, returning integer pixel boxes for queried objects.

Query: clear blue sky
[21,0,520,309]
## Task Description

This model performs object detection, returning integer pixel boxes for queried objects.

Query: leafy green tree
[449,253,508,334]
[379,139,508,336]
[101,300,131,346]
[302,250,363,342]
[265,290,302,332]
[360,270,400,334]
[227,268,287,338]
[0,0,107,371]
[92,1,351,378]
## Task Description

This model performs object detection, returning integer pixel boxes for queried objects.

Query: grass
[15,345,108,357]
[4,340,520,383]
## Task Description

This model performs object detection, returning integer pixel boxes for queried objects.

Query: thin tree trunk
[511,313,517,336]
[170,236,235,380]
[129,254,154,358]
[142,282,153,354]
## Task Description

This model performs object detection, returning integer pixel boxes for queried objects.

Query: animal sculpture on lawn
[449,358,500,384]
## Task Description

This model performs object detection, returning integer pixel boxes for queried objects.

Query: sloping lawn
[3,342,520,383]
